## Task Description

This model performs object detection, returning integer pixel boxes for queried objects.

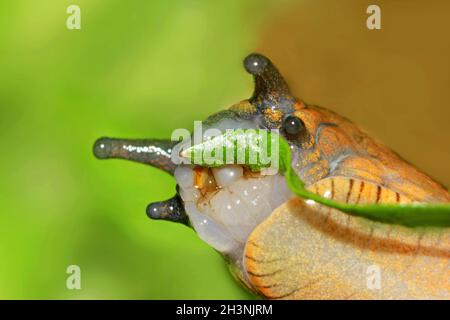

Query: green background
[0,0,286,299]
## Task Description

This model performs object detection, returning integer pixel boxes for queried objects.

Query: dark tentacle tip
[146,202,162,220]
[146,196,189,226]
[244,53,269,76]
[93,137,112,159]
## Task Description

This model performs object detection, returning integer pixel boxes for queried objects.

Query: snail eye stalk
[243,53,300,130]
[283,115,305,136]
[244,53,290,99]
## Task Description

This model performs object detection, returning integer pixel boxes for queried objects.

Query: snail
[93,53,450,299]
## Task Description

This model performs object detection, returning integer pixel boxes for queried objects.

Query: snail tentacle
[146,194,189,226]
[93,137,177,174]
[244,53,294,108]
[244,53,290,98]
[243,53,296,123]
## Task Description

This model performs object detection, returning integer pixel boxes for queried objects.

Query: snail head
[93,53,305,257]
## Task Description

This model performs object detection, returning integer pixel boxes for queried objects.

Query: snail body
[94,54,450,299]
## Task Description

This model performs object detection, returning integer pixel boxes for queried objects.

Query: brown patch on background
[257,0,450,187]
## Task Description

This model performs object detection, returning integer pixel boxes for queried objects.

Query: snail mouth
[174,164,292,258]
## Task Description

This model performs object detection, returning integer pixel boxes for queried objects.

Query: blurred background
[0,0,448,299]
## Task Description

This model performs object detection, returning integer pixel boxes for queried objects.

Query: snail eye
[282,115,305,135]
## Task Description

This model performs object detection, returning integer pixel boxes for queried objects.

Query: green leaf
[181,129,277,171]
[182,130,450,228]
